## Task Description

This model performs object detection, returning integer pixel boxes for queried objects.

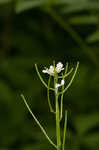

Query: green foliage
[0,0,99,150]
[69,15,98,25]
[0,0,11,4]
[87,30,99,43]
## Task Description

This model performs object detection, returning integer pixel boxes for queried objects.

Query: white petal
[42,68,50,75]
[55,83,61,88]
[61,80,65,85]
[55,62,64,73]
[42,70,48,73]
[57,62,63,68]
[56,67,64,73]
[48,65,54,75]
[61,68,64,70]
[49,66,54,72]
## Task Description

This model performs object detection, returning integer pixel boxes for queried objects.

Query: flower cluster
[42,62,65,90]
[42,65,54,76]
[42,62,64,76]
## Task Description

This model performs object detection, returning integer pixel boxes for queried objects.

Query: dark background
[0,0,99,150]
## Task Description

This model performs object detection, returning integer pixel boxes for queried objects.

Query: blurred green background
[0,0,99,150]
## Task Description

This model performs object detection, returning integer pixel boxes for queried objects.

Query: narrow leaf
[87,30,99,43]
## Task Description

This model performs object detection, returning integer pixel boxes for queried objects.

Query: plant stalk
[55,93,61,150]
[54,64,61,150]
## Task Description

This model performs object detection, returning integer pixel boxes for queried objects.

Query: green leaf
[69,15,98,25]
[0,0,11,5]
[15,0,89,13]
[62,2,99,13]
[87,30,99,43]
[15,0,45,13]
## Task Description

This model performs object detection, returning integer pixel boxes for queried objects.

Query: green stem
[21,94,57,149]
[59,62,79,95]
[64,63,68,74]
[58,67,73,79]
[56,93,61,150]
[60,63,68,121]
[60,88,64,121]
[47,76,56,114]
[53,62,61,150]
[60,73,65,121]
[62,111,67,150]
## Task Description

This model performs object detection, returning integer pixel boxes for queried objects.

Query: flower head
[42,65,54,76]
[42,62,64,76]
[55,62,64,73]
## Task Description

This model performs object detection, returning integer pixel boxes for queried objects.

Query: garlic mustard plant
[21,61,79,150]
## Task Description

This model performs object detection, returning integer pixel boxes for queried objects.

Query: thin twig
[59,62,79,95]
[21,94,57,149]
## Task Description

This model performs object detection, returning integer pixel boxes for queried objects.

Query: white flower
[55,62,64,73]
[42,65,54,76]
[61,79,64,85]
[42,62,64,76]
[55,83,61,88]
[42,69,49,74]
[55,79,65,88]
[49,66,54,75]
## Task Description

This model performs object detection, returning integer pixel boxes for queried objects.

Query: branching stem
[22,61,79,150]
